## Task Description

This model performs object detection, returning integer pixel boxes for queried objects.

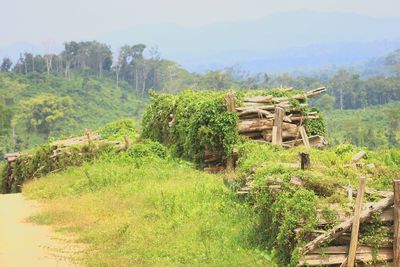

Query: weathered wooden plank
[237,109,272,118]
[244,95,273,103]
[299,248,393,266]
[272,107,284,145]
[282,135,326,148]
[299,126,310,148]
[352,151,366,163]
[347,176,366,267]
[309,245,392,254]
[306,87,326,98]
[225,91,236,172]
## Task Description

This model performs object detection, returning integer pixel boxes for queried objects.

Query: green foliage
[142,89,240,163]
[325,101,400,149]
[0,103,12,134]
[127,141,167,159]
[17,94,73,140]
[305,110,326,136]
[0,72,147,151]
[1,142,115,193]
[97,118,139,141]
[142,88,321,165]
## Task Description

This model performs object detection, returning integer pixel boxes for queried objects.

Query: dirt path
[0,193,80,267]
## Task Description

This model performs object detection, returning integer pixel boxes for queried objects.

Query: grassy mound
[23,144,272,266]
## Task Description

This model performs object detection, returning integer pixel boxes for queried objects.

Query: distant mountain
[1,11,400,73]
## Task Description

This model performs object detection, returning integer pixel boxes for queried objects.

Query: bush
[97,118,139,141]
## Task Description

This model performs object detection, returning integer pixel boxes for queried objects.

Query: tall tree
[0,58,13,72]
[18,94,73,140]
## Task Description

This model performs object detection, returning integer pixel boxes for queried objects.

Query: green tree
[18,94,73,141]
[0,103,12,135]
[1,58,13,72]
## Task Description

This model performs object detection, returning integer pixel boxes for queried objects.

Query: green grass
[23,151,273,266]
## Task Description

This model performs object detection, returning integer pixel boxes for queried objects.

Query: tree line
[1,42,400,110]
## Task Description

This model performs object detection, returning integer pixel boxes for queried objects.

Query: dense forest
[0,41,400,158]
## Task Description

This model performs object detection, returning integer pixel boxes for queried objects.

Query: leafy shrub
[97,118,139,141]
[127,141,167,159]
[142,90,240,163]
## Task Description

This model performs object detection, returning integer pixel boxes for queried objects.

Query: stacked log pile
[204,87,327,171]
[235,87,327,148]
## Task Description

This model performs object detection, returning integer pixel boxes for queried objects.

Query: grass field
[23,150,273,266]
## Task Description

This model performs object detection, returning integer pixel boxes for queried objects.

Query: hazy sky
[1,0,400,47]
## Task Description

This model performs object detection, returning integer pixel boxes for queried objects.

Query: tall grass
[24,150,273,266]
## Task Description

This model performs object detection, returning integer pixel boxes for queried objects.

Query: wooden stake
[299,126,310,148]
[225,91,235,172]
[347,176,366,267]
[300,152,310,170]
[272,106,284,145]
[225,91,235,112]
[393,179,400,267]
[124,135,131,150]
[272,126,278,144]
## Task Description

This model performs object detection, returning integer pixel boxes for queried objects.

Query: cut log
[352,151,366,163]
[4,152,21,162]
[238,109,272,118]
[242,131,263,139]
[238,119,297,134]
[235,104,308,112]
[204,154,221,163]
[272,107,284,145]
[282,135,327,148]
[301,194,394,255]
[244,95,273,103]
[306,87,326,98]
[271,94,309,104]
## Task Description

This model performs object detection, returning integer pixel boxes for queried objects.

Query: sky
[1,0,400,48]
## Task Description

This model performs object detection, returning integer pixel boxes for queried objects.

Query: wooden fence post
[347,176,366,267]
[300,152,310,170]
[272,106,284,145]
[393,179,400,267]
[124,135,131,150]
[225,91,235,172]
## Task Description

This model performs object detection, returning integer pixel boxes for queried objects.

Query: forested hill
[0,40,400,157]
[0,73,147,155]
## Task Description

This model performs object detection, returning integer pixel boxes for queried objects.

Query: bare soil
[0,193,81,267]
